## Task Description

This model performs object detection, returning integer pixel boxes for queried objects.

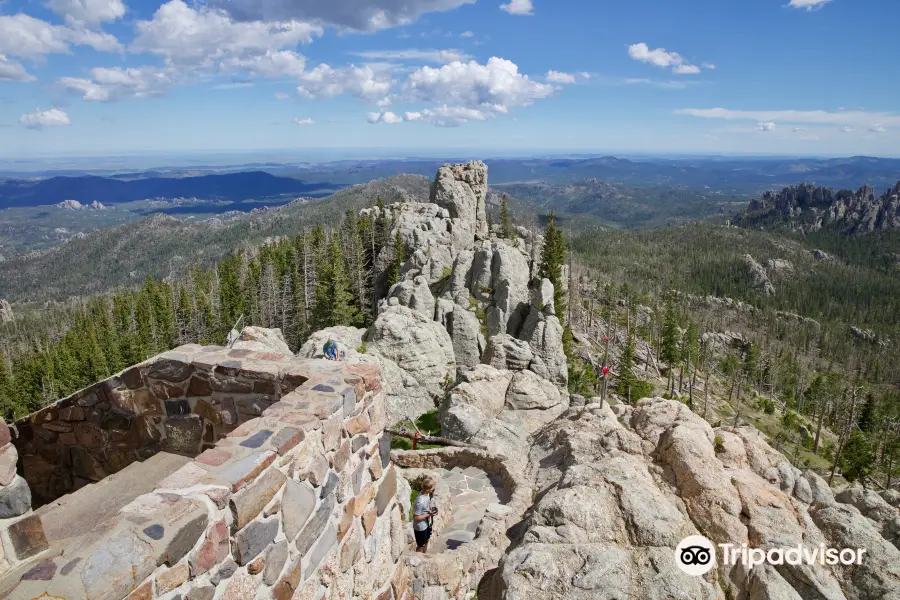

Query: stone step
[33,451,191,546]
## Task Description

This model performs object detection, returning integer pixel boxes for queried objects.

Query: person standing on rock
[414,473,439,553]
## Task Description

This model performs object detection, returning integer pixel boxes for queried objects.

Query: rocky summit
[734,180,900,235]
[0,161,898,600]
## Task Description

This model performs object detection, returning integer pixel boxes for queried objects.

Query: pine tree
[660,292,680,393]
[538,212,567,321]
[500,193,513,239]
[313,237,360,329]
[387,229,405,289]
[857,393,876,434]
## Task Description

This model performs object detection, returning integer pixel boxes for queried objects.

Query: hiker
[323,339,338,360]
[413,473,439,553]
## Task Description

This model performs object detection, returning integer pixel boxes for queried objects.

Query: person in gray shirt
[413,473,439,552]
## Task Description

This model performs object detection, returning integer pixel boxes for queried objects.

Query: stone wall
[12,344,308,507]
[1,345,412,600]
[392,448,532,600]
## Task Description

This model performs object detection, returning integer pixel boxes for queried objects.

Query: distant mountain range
[0,171,338,208]
[733,181,900,235]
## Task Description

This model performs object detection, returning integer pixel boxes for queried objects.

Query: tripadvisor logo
[674,536,867,576]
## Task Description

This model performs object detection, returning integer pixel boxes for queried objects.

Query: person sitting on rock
[323,339,338,360]
[413,473,439,553]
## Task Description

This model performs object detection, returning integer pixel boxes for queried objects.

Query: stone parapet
[0,345,410,600]
[391,448,531,600]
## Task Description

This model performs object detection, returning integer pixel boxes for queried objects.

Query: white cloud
[675,107,900,127]
[546,70,575,84]
[366,110,403,124]
[702,62,716,70]
[623,77,695,90]
[292,117,314,125]
[403,57,555,113]
[840,126,856,133]
[792,126,807,132]
[349,49,469,63]
[628,42,702,75]
[404,105,488,126]
[460,31,474,37]
[297,63,393,104]
[275,91,289,99]
[788,0,831,10]
[0,13,122,56]
[131,1,321,66]
[869,125,887,133]
[219,50,307,79]
[59,66,178,101]
[45,0,125,26]
[205,0,475,32]
[673,64,701,75]
[756,121,776,132]
[500,0,533,16]
[19,107,70,129]
[213,81,254,89]
[0,55,35,82]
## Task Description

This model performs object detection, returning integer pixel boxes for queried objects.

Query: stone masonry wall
[12,344,308,507]
[0,345,412,600]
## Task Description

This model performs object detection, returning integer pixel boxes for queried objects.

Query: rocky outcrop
[743,253,776,296]
[364,305,456,423]
[430,160,489,247]
[230,326,292,355]
[0,299,13,324]
[486,398,900,600]
[736,181,900,235]
[361,161,566,415]
[298,326,364,359]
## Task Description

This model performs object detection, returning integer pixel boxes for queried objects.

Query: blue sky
[2,0,899,157]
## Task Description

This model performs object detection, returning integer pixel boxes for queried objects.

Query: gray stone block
[283,479,317,541]
[296,493,335,557]
[234,516,279,565]
[303,523,337,579]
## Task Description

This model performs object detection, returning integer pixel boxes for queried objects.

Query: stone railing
[0,344,411,600]
[391,447,532,600]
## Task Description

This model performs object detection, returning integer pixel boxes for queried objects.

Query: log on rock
[387,429,489,451]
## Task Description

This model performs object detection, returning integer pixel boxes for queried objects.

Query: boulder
[364,305,456,423]
[744,254,775,296]
[482,334,533,371]
[298,327,365,359]
[505,370,562,412]
[230,326,292,355]
[384,276,435,319]
[518,306,568,389]
[446,304,485,371]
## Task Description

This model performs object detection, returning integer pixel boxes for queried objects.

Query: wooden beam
[387,429,489,451]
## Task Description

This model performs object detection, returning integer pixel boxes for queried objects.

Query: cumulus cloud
[0,13,122,56]
[219,50,307,79]
[792,126,807,132]
[59,66,178,101]
[366,110,404,123]
[675,107,900,127]
[205,0,475,31]
[403,57,554,113]
[756,121,776,132]
[404,105,488,126]
[19,107,70,129]
[131,1,321,65]
[500,0,533,16]
[840,126,856,133]
[349,49,469,63]
[297,64,393,104]
[546,70,576,84]
[788,0,831,10]
[628,43,702,75]
[702,62,716,70]
[869,125,887,133]
[275,91,289,99]
[292,117,314,125]
[0,55,34,82]
[45,0,125,26]
[460,31,474,37]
